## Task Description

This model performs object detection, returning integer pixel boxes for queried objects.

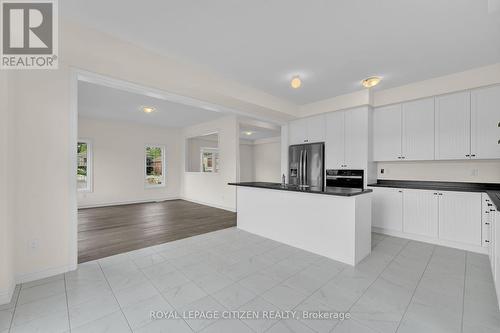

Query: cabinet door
[491,210,496,281]
[289,119,307,145]
[471,85,500,159]
[402,98,435,160]
[373,104,402,161]
[325,111,345,169]
[403,189,439,238]
[306,115,326,143]
[371,187,403,231]
[344,107,369,169]
[434,91,471,160]
[438,191,482,246]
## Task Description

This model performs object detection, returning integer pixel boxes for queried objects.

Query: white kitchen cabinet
[306,115,326,143]
[482,194,495,247]
[344,107,369,169]
[370,187,403,231]
[325,111,345,169]
[288,115,325,145]
[325,107,368,169]
[288,118,308,145]
[438,191,482,246]
[402,97,435,160]
[435,91,471,160]
[373,104,402,161]
[491,209,496,281]
[493,209,500,306]
[403,189,439,238]
[471,85,500,159]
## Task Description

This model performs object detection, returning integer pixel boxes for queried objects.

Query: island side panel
[236,186,370,265]
[354,193,372,265]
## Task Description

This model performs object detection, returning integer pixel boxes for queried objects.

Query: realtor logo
[1,0,58,69]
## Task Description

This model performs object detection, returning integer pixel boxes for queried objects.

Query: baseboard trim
[372,227,488,254]
[15,264,75,285]
[78,196,181,209]
[180,197,236,212]
[0,282,15,305]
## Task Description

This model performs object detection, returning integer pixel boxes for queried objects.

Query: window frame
[199,147,219,173]
[77,138,93,193]
[144,144,166,189]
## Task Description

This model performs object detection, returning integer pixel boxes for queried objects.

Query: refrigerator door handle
[299,150,303,186]
[304,149,307,185]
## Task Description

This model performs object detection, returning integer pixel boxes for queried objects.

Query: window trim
[77,138,93,193]
[144,144,166,189]
[199,147,219,173]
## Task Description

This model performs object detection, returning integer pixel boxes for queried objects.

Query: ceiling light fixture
[290,75,302,89]
[142,106,155,114]
[361,76,382,88]
[243,131,253,136]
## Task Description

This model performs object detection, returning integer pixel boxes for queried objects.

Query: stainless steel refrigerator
[288,142,325,191]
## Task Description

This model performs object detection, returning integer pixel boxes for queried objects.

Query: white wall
[181,116,239,211]
[0,71,14,304]
[187,137,218,172]
[77,117,181,207]
[254,138,282,183]
[239,143,254,182]
[378,160,500,183]
[373,63,500,107]
[8,67,74,284]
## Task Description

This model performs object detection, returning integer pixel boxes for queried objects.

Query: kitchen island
[229,182,373,266]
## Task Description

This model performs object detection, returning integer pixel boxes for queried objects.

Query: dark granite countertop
[228,182,372,197]
[487,192,500,212]
[368,180,500,211]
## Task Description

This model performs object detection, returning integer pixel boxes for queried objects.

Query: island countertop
[228,182,372,197]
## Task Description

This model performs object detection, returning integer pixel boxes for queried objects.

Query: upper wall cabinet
[471,85,500,160]
[373,97,434,161]
[325,111,345,168]
[373,104,402,161]
[326,107,368,169]
[402,98,435,160]
[435,91,471,160]
[288,115,325,145]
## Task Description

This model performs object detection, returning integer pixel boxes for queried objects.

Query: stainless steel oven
[325,169,364,189]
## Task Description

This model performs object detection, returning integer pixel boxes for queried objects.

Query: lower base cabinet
[438,191,482,246]
[403,189,438,238]
[372,187,403,231]
[371,187,483,249]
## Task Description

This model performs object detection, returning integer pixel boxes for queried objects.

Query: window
[200,147,219,173]
[145,145,165,187]
[77,140,92,192]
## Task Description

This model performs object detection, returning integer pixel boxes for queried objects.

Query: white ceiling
[63,1,500,105]
[78,81,225,128]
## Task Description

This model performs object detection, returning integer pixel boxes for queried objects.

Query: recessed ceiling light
[361,76,382,88]
[290,75,302,89]
[243,131,254,136]
[142,106,155,114]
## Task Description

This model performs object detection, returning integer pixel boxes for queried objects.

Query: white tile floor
[1,227,500,332]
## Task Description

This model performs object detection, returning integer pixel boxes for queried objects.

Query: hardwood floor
[78,200,236,263]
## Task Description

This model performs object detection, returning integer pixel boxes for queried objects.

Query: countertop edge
[368,180,500,211]
[228,183,373,197]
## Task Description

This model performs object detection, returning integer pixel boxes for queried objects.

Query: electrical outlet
[380,168,385,174]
